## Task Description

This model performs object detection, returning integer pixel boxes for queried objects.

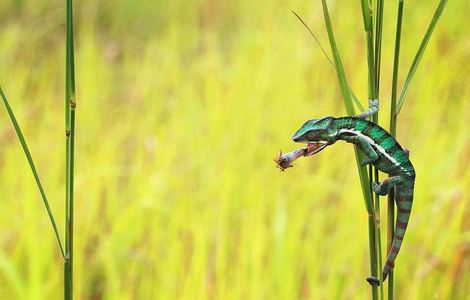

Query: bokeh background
[1,0,469,299]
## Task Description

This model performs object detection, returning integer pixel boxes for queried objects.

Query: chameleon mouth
[305,142,327,156]
[274,142,328,171]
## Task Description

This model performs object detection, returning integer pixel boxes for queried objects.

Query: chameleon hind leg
[342,135,379,166]
[372,148,410,195]
[372,175,407,196]
[372,148,409,195]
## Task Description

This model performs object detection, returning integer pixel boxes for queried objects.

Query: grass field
[0,0,469,299]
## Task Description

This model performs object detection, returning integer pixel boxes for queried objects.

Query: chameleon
[287,100,415,282]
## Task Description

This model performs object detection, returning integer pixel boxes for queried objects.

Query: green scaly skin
[292,107,415,282]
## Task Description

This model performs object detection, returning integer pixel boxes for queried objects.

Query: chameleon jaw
[305,142,327,156]
[274,142,327,171]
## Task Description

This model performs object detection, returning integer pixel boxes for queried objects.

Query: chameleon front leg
[342,135,379,166]
[356,99,379,119]
[372,175,407,196]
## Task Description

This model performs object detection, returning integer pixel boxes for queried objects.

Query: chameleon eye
[307,132,317,140]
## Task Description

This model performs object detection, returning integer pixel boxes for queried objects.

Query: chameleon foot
[356,98,379,119]
[366,276,381,286]
[372,182,388,196]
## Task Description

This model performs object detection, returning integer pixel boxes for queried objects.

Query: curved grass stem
[320,2,378,298]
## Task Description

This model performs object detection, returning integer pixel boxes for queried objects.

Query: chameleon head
[291,116,335,155]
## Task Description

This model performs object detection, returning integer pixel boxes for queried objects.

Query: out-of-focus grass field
[0,0,469,299]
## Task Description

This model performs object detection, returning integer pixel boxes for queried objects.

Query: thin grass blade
[320,1,354,115]
[387,1,405,297]
[0,87,65,258]
[395,0,448,114]
[292,11,365,112]
[320,0,373,213]
[318,11,377,295]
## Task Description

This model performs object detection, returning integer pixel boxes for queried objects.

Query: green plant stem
[320,3,377,298]
[0,87,66,259]
[373,2,384,299]
[65,106,75,300]
[374,0,384,94]
[65,132,71,300]
[387,1,404,298]
[320,0,372,194]
[64,0,76,299]
[360,0,383,298]
[319,0,373,209]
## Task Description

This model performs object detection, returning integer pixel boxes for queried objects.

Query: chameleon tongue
[305,142,324,156]
[274,143,325,171]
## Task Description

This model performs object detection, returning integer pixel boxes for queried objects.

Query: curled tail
[382,180,414,280]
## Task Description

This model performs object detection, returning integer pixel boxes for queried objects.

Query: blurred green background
[1,0,469,299]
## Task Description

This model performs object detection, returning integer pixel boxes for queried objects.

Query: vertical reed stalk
[319,0,372,213]
[0,1,78,298]
[388,1,447,297]
[64,0,76,298]
[388,2,404,299]
[318,1,447,298]
[360,0,383,298]
[320,1,377,297]
[373,1,385,299]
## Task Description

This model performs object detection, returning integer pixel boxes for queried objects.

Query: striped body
[334,117,415,177]
[333,117,415,279]
[292,116,415,281]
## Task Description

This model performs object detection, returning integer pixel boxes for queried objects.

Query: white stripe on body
[338,129,411,176]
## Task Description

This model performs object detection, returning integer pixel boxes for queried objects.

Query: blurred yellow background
[1,0,469,299]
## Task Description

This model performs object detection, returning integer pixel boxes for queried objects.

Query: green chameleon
[291,100,415,282]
